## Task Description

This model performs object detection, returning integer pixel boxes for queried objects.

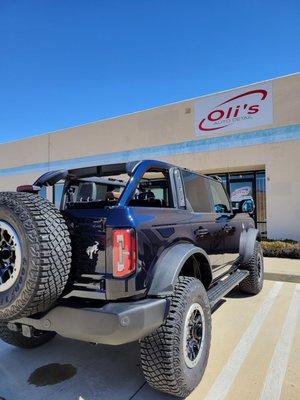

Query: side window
[129,169,172,208]
[53,183,64,208]
[181,170,211,212]
[209,179,231,213]
[39,186,47,199]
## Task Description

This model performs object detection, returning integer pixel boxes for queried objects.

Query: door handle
[195,227,209,238]
[223,224,234,234]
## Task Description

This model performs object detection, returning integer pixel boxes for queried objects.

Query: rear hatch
[63,208,108,299]
[62,204,138,301]
[60,171,138,301]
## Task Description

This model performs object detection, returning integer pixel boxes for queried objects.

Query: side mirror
[241,198,254,214]
[214,203,230,214]
[231,197,255,214]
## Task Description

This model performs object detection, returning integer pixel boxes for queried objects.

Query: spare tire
[0,192,71,321]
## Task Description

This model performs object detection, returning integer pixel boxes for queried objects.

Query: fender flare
[239,228,259,264]
[148,243,212,297]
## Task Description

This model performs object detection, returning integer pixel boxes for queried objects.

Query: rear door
[180,170,225,270]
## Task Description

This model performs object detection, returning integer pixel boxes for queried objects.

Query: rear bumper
[14,298,167,345]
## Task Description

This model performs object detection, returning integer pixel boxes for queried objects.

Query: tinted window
[209,179,231,213]
[53,183,64,208]
[39,186,47,199]
[181,170,211,212]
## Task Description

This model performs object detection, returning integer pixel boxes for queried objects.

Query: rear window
[181,170,211,213]
[64,175,130,208]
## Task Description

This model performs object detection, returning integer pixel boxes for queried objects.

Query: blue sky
[0,0,299,143]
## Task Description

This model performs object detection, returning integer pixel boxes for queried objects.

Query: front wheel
[140,276,211,398]
[239,241,264,295]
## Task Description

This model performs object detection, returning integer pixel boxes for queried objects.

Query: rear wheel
[140,276,211,398]
[239,241,264,295]
[0,322,55,348]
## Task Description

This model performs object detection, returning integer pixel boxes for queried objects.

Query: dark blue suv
[0,160,264,398]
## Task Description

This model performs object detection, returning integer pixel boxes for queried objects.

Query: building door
[229,174,256,220]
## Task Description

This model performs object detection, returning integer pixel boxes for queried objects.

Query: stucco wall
[1,73,299,169]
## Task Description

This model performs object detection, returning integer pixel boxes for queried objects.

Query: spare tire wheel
[0,192,71,321]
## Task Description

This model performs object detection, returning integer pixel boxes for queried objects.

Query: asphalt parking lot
[0,262,299,400]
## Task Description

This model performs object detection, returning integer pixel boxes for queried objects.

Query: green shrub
[260,239,300,259]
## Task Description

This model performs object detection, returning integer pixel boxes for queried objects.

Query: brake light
[17,185,40,193]
[112,229,136,278]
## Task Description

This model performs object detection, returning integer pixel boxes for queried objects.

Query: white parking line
[203,281,283,400]
[259,284,300,400]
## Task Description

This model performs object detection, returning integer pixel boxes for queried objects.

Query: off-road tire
[140,277,211,398]
[239,241,264,295]
[0,192,72,321]
[0,322,55,348]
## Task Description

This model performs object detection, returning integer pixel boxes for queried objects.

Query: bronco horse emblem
[86,241,99,259]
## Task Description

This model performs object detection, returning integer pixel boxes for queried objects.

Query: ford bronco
[0,159,263,397]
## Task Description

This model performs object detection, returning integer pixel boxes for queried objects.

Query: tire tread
[140,276,211,398]
[0,192,71,320]
[239,241,264,295]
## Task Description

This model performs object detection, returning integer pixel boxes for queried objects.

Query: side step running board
[208,269,249,308]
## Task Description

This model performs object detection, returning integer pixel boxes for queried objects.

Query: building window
[256,172,267,238]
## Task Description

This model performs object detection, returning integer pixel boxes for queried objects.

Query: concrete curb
[264,257,300,283]
[264,272,300,284]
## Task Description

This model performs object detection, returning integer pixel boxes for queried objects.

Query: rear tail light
[112,229,136,278]
[17,185,40,193]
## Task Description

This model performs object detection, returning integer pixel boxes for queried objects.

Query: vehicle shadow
[211,299,226,313]
[0,335,173,400]
[225,287,254,299]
